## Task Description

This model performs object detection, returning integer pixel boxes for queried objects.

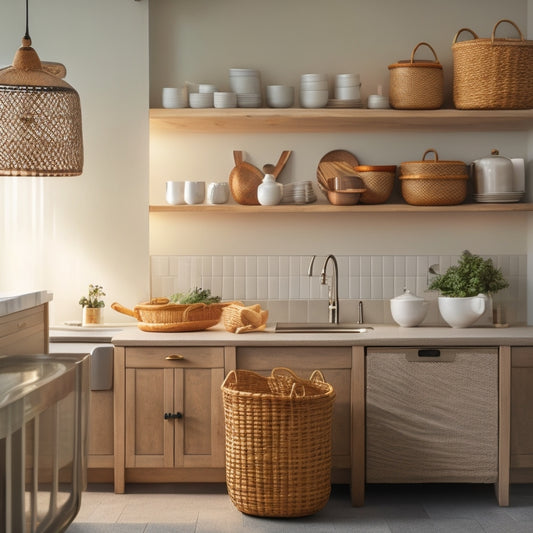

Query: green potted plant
[428,250,509,328]
[79,284,106,325]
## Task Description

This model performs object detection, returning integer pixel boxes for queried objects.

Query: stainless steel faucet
[321,255,339,324]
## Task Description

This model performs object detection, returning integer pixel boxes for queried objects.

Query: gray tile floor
[66,483,533,533]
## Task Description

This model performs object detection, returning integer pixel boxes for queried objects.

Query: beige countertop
[0,290,53,318]
[112,323,533,347]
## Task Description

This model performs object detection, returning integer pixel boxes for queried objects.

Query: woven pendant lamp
[0,2,83,176]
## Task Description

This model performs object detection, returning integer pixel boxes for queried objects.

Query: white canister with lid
[257,174,283,206]
[472,149,515,194]
[390,288,429,327]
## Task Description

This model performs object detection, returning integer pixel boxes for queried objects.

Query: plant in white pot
[428,250,509,328]
[79,284,106,326]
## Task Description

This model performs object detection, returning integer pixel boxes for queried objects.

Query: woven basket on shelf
[354,165,397,204]
[452,19,533,110]
[221,367,336,517]
[399,175,468,206]
[388,42,444,110]
[399,149,467,178]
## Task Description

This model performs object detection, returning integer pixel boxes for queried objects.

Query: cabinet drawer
[236,346,351,370]
[0,305,47,355]
[125,346,224,369]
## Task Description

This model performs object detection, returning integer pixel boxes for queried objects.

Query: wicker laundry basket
[221,367,336,517]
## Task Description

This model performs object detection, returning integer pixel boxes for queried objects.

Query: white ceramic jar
[257,174,283,206]
[390,288,428,327]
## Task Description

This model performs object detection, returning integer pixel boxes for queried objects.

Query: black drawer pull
[164,412,183,420]
[418,349,440,358]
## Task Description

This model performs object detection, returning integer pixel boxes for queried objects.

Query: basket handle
[290,382,306,398]
[111,301,137,318]
[492,19,525,43]
[452,28,479,44]
[422,149,439,162]
[182,302,207,321]
[410,42,440,64]
[233,150,243,166]
[309,369,326,383]
[221,369,238,389]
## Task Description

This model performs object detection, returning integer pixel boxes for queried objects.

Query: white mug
[207,182,230,204]
[166,181,185,205]
[184,181,205,205]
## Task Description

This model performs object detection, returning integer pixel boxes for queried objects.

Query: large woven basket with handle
[221,367,336,517]
[452,19,533,109]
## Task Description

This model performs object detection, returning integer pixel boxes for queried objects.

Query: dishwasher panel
[366,347,498,484]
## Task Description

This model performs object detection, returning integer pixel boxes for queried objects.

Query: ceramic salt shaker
[257,173,283,205]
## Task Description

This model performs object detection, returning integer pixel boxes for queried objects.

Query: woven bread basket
[388,42,444,110]
[399,149,467,178]
[221,367,335,517]
[354,165,397,204]
[111,298,228,331]
[452,19,533,110]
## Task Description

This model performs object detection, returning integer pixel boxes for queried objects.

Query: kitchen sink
[274,322,373,333]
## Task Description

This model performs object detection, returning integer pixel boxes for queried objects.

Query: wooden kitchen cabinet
[511,347,533,483]
[114,345,225,493]
[0,303,49,355]
[234,345,353,481]
[87,389,114,478]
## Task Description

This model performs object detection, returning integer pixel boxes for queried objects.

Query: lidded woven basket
[388,42,444,109]
[221,367,336,517]
[399,149,468,206]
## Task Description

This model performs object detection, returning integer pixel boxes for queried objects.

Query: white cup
[207,182,230,204]
[162,87,188,109]
[266,85,294,108]
[166,181,185,205]
[199,84,218,93]
[184,181,206,205]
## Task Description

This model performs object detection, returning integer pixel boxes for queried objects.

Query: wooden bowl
[326,188,366,206]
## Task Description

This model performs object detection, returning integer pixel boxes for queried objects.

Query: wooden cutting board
[316,149,360,191]
[229,150,292,205]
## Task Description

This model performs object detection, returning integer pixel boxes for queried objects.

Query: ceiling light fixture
[0,0,83,176]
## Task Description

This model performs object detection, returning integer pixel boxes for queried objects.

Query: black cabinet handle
[164,412,183,420]
[418,349,440,358]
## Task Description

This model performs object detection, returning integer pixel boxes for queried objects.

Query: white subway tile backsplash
[151,253,527,324]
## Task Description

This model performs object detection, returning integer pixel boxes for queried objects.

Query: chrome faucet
[321,255,339,324]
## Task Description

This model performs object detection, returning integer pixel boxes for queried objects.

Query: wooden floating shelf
[150,108,533,133]
[150,203,533,214]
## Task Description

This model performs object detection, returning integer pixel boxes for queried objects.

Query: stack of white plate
[300,73,329,108]
[281,181,317,204]
[473,191,524,203]
[214,92,237,108]
[328,73,362,108]
[229,68,262,107]
[189,92,214,108]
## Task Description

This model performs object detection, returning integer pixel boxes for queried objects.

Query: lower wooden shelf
[149,202,533,214]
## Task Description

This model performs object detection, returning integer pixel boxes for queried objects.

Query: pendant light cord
[24,0,30,40]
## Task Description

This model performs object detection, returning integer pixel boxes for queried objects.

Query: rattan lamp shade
[0,37,83,176]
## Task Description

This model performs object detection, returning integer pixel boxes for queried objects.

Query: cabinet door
[125,367,174,468]
[511,347,533,482]
[175,367,225,468]
[88,390,114,468]
[235,346,351,470]
[0,304,48,355]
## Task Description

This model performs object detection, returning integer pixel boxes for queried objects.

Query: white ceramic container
[390,289,428,327]
[300,89,329,108]
[207,182,230,204]
[257,174,283,205]
[165,181,185,205]
[184,181,205,204]
[266,85,294,108]
[438,294,487,328]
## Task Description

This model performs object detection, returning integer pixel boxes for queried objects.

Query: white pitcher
[438,294,487,328]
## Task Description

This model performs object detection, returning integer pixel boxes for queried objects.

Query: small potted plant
[428,250,509,328]
[79,284,106,326]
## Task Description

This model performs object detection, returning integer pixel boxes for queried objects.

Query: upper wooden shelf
[149,108,533,133]
[150,202,533,214]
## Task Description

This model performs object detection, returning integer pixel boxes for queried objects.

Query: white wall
[0,0,150,324]
[149,0,530,258]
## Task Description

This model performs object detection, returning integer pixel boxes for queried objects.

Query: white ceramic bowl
[438,295,487,328]
[300,89,329,108]
[213,92,237,108]
[390,299,428,327]
[189,92,213,108]
[335,73,360,87]
[335,86,361,100]
[300,80,328,91]
[266,85,294,108]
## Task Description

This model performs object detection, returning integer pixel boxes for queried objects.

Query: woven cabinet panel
[366,348,498,483]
